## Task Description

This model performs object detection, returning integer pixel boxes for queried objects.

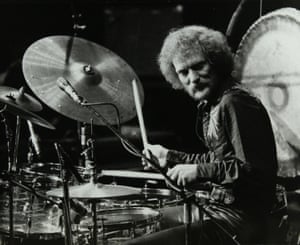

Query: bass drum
[235,7,300,177]
[0,177,63,241]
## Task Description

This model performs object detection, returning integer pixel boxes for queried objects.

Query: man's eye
[192,63,205,70]
[179,70,188,76]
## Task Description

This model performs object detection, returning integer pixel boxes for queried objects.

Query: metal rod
[54,143,73,245]
[12,116,21,172]
[8,180,14,245]
[92,201,97,245]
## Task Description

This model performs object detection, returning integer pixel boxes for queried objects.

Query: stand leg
[92,202,97,245]
[183,203,192,245]
[8,181,14,245]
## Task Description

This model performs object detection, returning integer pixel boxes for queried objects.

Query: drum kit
[0,35,179,245]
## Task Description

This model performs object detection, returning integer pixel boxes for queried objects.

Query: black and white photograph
[0,0,299,244]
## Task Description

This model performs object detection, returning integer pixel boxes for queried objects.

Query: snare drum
[75,207,161,244]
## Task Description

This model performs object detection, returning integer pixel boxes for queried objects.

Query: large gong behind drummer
[125,25,286,245]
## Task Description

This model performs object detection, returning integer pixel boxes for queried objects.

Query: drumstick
[132,79,150,158]
[101,170,165,180]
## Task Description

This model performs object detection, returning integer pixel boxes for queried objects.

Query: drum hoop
[96,207,161,227]
[0,227,63,240]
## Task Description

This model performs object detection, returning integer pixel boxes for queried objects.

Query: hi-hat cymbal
[46,182,141,199]
[22,35,144,125]
[0,86,55,129]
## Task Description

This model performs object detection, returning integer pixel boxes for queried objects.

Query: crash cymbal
[22,35,144,125]
[0,86,55,129]
[46,182,140,199]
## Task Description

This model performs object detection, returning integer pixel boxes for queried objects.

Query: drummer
[125,25,285,244]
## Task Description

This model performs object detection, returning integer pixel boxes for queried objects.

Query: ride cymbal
[0,86,55,129]
[22,35,144,125]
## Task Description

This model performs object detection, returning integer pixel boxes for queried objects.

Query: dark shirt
[167,86,278,216]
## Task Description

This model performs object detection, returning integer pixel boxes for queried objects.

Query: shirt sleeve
[166,148,242,184]
[219,93,278,185]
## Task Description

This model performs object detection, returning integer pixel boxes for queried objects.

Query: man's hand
[167,164,198,186]
[142,143,169,169]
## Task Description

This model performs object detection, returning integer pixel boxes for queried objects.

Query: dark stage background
[0,0,299,172]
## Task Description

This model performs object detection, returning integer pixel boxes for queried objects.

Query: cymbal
[46,182,140,199]
[0,86,55,129]
[0,86,42,112]
[22,35,144,125]
[101,170,165,181]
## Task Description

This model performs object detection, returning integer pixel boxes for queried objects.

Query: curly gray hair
[158,25,234,89]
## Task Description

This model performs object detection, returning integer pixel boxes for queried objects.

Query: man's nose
[188,69,199,84]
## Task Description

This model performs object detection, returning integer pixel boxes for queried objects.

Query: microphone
[80,124,87,151]
[57,77,84,104]
[27,121,41,157]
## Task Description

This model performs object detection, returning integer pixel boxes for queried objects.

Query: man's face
[173,50,220,102]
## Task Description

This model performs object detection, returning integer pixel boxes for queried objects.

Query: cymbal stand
[86,139,99,245]
[91,200,98,245]
[54,143,73,245]
[65,0,86,65]
[78,120,103,245]
[183,197,192,245]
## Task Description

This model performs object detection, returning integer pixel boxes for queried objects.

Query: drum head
[235,7,300,176]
